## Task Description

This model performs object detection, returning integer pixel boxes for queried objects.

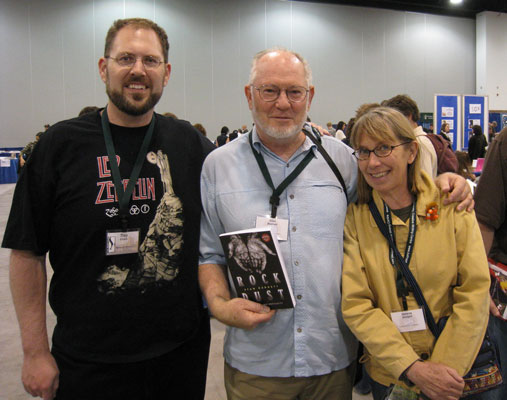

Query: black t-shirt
[475,128,507,264]
[2,110,215,362]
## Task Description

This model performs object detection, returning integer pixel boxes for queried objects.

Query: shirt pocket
[298,181,347,239]
[215,189,268,232]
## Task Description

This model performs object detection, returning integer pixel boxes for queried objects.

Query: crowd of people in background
[22,102,497,176]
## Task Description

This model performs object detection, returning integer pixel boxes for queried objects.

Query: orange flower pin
[425,202,438,221]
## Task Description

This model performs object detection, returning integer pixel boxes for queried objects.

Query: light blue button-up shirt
[199,126,358,377]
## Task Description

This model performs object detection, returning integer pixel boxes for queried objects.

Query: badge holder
[101,106,154,256]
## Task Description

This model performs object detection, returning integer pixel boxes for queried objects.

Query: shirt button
[421,353,429,360]
[286,163,290,167]
[289,194,294,199]
[297,328,302,333]
[292,226,297,232]
[297,295,302,300]
[294,261,299,266]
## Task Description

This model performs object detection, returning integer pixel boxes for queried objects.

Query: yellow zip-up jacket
[342,172,490,388]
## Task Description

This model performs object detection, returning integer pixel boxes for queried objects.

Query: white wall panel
[403,13,426,103]
[0,1,33,140]
[92,0,125,110]
[0,0,477,147]
[125,0,155,19]
[210,0,242,135]
[266,0,291,50]
[177,0,213,123]
[477,12,507,110]
[383,11,408,100]
[29,0,66,129]
[155,1,190,119]
[361,9,389,103]
[61,0,96,118]
[237,0,266,128]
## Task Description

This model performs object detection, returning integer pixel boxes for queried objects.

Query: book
[219,226,295,309]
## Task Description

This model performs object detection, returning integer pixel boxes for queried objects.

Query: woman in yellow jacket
[341,107,490,400]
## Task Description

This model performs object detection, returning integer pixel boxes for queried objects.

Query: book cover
[219,226,295,309]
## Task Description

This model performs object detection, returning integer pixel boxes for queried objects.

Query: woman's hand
[405,360,464,400]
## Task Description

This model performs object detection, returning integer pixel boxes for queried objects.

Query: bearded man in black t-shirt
[3,18,214,400]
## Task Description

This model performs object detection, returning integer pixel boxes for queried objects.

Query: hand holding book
[219,226,295,310]
[208,295,276,330]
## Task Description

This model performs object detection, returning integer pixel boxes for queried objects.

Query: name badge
[391,309,427,333]
[106,229,140,255]
[255,216,288,241]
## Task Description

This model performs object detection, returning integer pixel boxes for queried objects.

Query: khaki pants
[224,362,355,400]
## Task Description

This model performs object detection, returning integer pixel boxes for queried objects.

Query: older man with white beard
[198,48,359,400]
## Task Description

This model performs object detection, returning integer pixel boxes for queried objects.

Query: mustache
[126,76,149,85]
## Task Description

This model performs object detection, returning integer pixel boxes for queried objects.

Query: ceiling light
[450,0,463,4]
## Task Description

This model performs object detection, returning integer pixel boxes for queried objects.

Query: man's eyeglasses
[353,142,412,161]
[252,85,309,103]
[106,53,164,69]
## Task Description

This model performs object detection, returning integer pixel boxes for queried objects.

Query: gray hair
[248,47,312,86]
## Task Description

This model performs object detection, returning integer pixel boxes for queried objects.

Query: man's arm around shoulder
[10,249,59,400]
[199,263,275,330]
[435,172,474,211]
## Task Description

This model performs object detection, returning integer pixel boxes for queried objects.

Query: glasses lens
[374,145,392,157]
[120,54,136,67]
[260,86,279,101]
[287,87,307,102]
[115,54,135,67]
[143,56,161,68]
[355,149,369,160]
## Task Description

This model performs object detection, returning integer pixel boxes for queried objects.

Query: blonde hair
[351,107,423,204]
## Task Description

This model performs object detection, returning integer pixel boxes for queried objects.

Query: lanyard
[101,107,155,230]
[249,131,314,218]
[384,201,417,310]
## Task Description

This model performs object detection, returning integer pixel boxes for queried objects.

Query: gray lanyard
[101,107,155,229]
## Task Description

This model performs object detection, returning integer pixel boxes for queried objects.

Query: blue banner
[463,95,487,150]
[435,95,460,151]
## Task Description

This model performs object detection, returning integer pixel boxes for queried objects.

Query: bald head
[244,48,314,148]
[248,48,312,87]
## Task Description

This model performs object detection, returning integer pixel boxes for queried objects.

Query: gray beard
[106,86,162,116]
[261,123,302,140]
[252,110,306,141]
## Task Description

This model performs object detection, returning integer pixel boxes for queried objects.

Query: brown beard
[106,85,162,116]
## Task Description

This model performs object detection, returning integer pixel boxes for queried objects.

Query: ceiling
[293,0,507,19]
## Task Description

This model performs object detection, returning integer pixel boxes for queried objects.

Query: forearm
[199,263,231,313]
[478,221,494,255]
[199,263,275,329]
[9,250,50,356]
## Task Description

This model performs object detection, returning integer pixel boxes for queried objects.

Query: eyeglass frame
[105,53,164,69]
[251,84,310,103]
[352,141,412,161]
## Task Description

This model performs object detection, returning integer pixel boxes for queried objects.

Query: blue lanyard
[384,201,417,310]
